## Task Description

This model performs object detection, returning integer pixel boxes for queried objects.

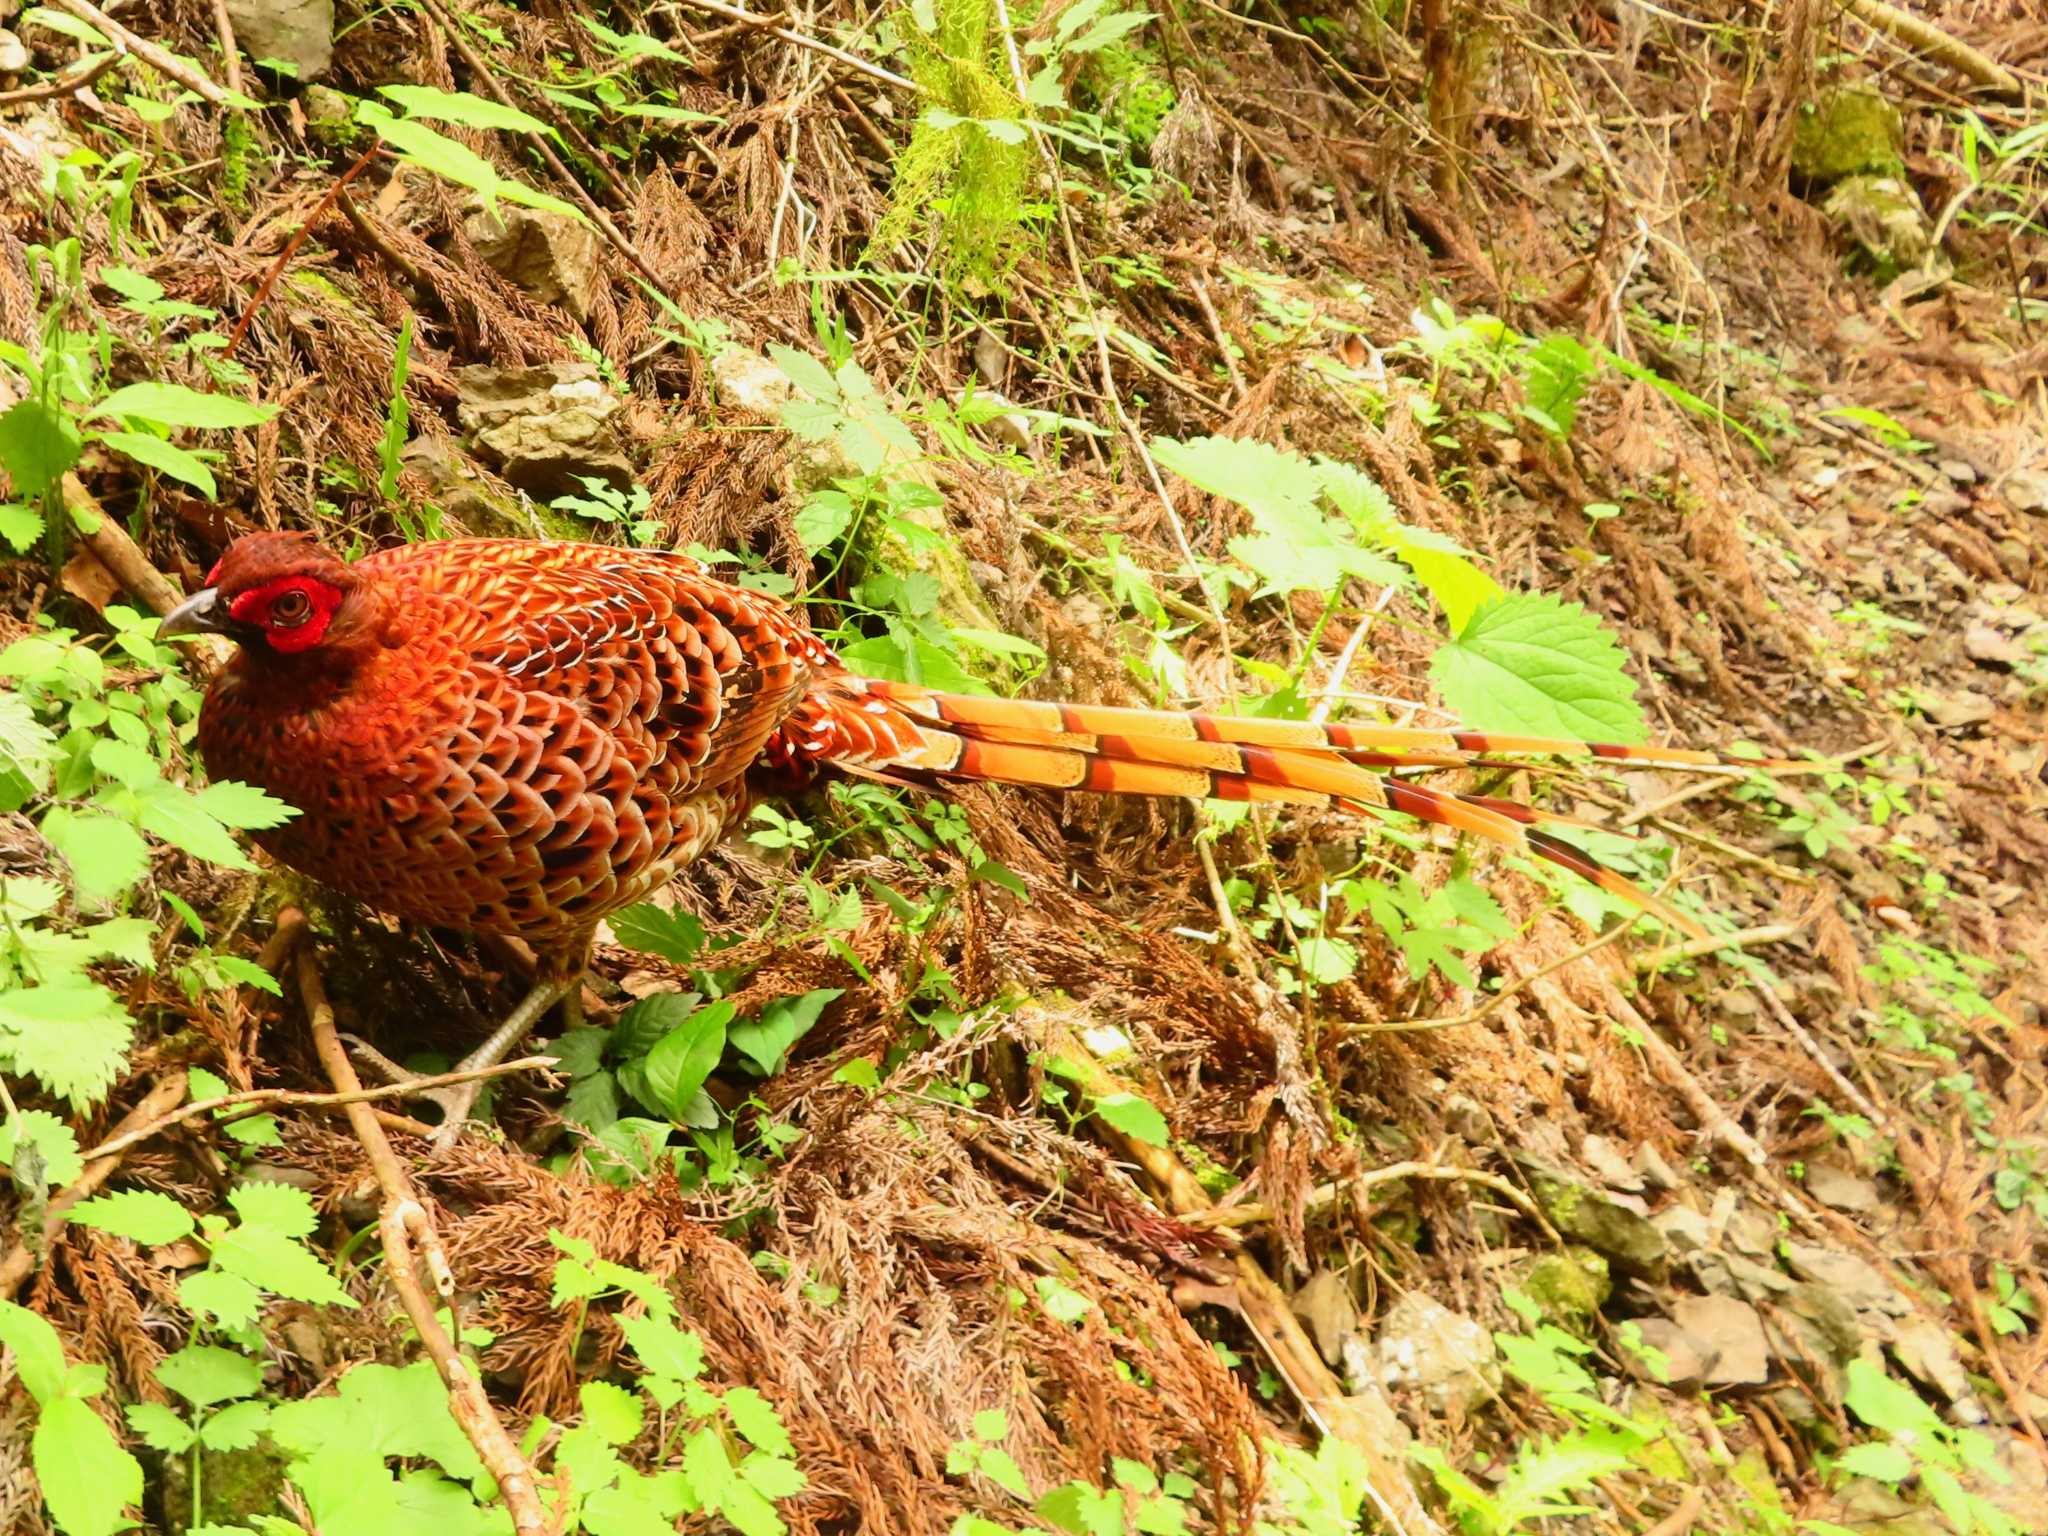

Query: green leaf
[972,1408,1009,1441]
[579,1379,644,1445]
[0,499,43,553]
[94,382,274,431]
[357,101,582,220]
[268,1360,482,1480]
[619,1311,704,1383]
[1039,1480,1124,1536]
[0,1299,70,1404]
[633,997,730,1120]
[88,736,160,789]
[178,1269,263,1330]
[1836,1441,1914,1482]
[1091,1091,1168,1147]
[96,431,217,496]
[228,1180,318,1239]
[193,781,299,830]
[608,904,705,966]
[1429,594,1645,743]
[1291,935,1358,986]
[0,1110,84,1188]
[0,397,82,499]
[728,989,842,1076]
[197,1398,271,1451]
[1520,333,1596,437]
[683,1424,733,1506]
[0,689,58,790]
[134,782,255,869]
[378,84,550,136]
[157,1343,263,1408]
[1035,1276,1093,1325]
[34,1394,142,1536]
[125,1400,197,1453]
[66,1188,193,1244]
[40,807,150,905]
[210,1223,357,1308]
[0,981,134,1109]
[724,1387,793,1456]
[739,1451,806,1501]
[1843,1357,1944,1438]
[791,490,854,554]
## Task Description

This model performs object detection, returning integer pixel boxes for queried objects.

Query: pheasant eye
[268,588,313,627]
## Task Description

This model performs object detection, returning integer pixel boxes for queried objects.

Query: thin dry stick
[0,1073,189,1301]
[0,47,123,107]
[295,939,548,1536]
[672,0,913,89]
[1632,921,1804,973]
[1346,914,1638,1035]
[1183,1160,1561,1244]
[49,0,228,104]
[1840,0,2021,95]
[210,0,242,96]
[78,1057,561,1164]
[227,143,383,355]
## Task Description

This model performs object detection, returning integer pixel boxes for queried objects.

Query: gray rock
[1889,1317,1972,1410]
[453,361,632,498]
[0,29,28,73]
[1671,1295,1770,1386]
[1371,1294,1499,1414]
[1964,623,2026,669]
[1778,1282,1866,1360]
[1785,1244,1907,1317]
[1921,688,1996,730]
[463,201,601,322]
[1581,1135,1644,1192]
[1289,1270,1357,1368]
[1632,1142,1681,1192]
[712,348,794,418]
[1625,1317,1714,1388]
[1805,1162,1880,1214]
[1522,1162,1668,1279]
[2001,467,2048,513]
[1652,1204,1714,1256]
[397,434,534,537]
[226,0,334,81]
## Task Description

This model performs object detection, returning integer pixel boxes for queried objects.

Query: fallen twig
[227,142,384,355]
[0,48,123,107]
[1633,921,1804,973]
[672,0,913,90]
[1841,0,2020,96]
[0,1073,189,1301]
[48,0,229,104]
[210,0,242,97]
[77,1057,561,1165]
[294,926,548,1536]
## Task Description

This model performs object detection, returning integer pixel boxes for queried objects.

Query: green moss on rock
[1792,88,1904,184]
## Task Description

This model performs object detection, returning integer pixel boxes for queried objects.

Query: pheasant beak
[159,587,228,640]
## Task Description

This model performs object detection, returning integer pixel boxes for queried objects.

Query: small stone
[1290,1270,1358,1368]
[1625,1318,1714,1387]
[1964,623,2025,669]
[1804,1162,1879,1213]
[1722,1202,1778,1258]
[1889,1317,1972,1408]
[1671,1295,1770,1386]
[1779,1283,1866,1361]
[453,361,631,498]
[463,201,601,321]
[1652,1204,1714,1256]
[1372,1294,1499,1414]
[1938,458,1978,485]
[1632,1143,1681,1192]
[0,29,28,73]
[1522,1247,1611,1323]
[226,0,334,82]
[1784,1244,1906,1316]
[1921,688,1996,730]
[2001,468,2048,513]
[1581,1134,1644,1192]
[712,349,793,418]
[1522,1161,1669,1279]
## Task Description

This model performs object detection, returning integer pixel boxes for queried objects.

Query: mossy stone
[1522,1245,1612,1322]
[1792,89,1904,184]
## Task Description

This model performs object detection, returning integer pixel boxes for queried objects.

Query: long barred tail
[772,671,1767,940]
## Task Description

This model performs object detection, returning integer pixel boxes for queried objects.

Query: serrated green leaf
[1430,594,1645,743]
[95,382,274,431]
[135,782,254,869]
[724,1386,792,1456]
[34,1393,142,1536]
[683,1424,733,1505]
[157,1343,262,1408]
[0,1298,69,1403]
[193,780,299,830]
[1836,1441,1914,1482]
[638,998,730,1120]
[210,1223,356,1308]
[0,397,82,499]
[178,1269,263,1329]
[357,101,582,220]
[619,1311,704,1383]
[125,1400,197,1453]
[268,1359,481,1480]
[0,1110,84,1188]
[739,1450,806,1500]
[66,1188,193,1244]
[0,690,57,789]
[0,980,134,1109]
[88,736,160,789]
[1091,1091,1168,1147]
[1291,935,1357,986]
[607,903,705,966]
[579,1379,644,1445]
[228,1180,318,1239]
[97,431,217,496]
[197,1397,270,1451]
[40,807,149,905]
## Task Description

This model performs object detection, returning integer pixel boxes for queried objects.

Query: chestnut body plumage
[167,532,1728,1134]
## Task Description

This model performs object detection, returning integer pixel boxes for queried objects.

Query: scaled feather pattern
[182,534,1729,949]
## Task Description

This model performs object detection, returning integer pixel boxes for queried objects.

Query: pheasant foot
[342,972,580,1148]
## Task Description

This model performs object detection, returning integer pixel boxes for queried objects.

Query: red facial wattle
[225,576,344,653]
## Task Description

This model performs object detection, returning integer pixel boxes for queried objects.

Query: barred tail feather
[797,675,1711,939]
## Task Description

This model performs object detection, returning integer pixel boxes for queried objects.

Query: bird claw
[339,1033,487,1149]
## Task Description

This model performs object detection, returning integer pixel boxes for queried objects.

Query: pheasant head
[161,532,387,663]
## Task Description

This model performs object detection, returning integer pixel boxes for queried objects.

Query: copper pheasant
[163,532,1731,1135]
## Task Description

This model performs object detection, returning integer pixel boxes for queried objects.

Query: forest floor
[0,2,2043,1535]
